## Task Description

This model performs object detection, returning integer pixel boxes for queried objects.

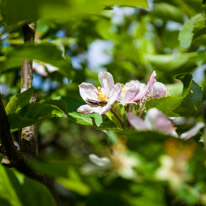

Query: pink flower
[179,122,205,140]
[127,108,204,139]
[120,81,147,105]
[127,108,178,137]
[147,71,166,98]
[77,71,122,114]
[120,71,166,105]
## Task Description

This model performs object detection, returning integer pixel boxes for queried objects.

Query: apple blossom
[147,71,166,98]
[120,71,166,105]
[89,154,110,167]
[127,108,204,139]
[77,71,122,114]
[120,80,147,105]
[127,108,178,137]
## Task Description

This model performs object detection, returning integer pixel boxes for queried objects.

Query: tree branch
[0,96,61,205]
[21,23,37,157]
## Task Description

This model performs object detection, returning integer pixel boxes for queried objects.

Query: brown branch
[0,23,61,205]
[0,96,61,205]
[21,23,37,157]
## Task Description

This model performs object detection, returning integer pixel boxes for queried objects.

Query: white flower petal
[45,63,58,72]
[134,83,148,101]
[33,61,47,76]
[101,83,122,114]
[122,88,139,105]
[146,108,178,137]
[89,154,110,167]
[124,80,147,102]
[147,71,156,93]
[126,112,147,130]
[180,122,205,140]
[98,71,114,95]
[77,104,102,114]
[152,82,166,97]
[79,83,98,102]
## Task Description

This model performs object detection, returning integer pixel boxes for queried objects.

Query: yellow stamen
[166,89,171,96]
[97,87,108,102]
[98,93,107,102]
[171,123,177,131]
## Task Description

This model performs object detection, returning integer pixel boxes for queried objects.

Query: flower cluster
[77,71,204,139]
[77,71,166,114]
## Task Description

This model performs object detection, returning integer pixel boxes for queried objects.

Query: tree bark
[20,23,37,157]
[0,96,60,205]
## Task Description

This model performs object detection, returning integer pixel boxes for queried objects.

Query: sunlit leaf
[68,112,103,126]
[8,103,64,130]
[179,18,195,49]
[146,73,203,116]
[151,3,184,22]
[101,0,149,8]
[0,44,73,80]
[0,165,55,206]
[145,53,197,72]
[5,88,33,115]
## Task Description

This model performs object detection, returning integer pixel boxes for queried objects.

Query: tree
[0,0,206,205]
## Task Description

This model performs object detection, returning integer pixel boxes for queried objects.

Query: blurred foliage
[1,0,206,206]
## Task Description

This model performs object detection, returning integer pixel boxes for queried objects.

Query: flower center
[171,123,177,131]
[97,87,108,102]
[121,84,128,98]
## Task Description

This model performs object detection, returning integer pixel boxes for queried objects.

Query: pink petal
[108,83,122,104]
[180,122,205,140]
[152,82,166,97]
[79,83,98,102]
[77,104,102,114]
[145,108,178,137]
[134,83,148,101]
[122,88,140,105]
[125,81,148,102]
[126,112,147,130]
[147,71,156,93]
[98,71,114,96]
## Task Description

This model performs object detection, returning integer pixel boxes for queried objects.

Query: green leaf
[0,166,21,206]
[28,160,90,195]
[68,112,103,126]
[165,83,183,97]
[5,88,33,115]
[174,80,203,115]
[119,130,169,159]
[8,103,64,130]
[101,0,149,8]
[29,160,70,178]
[179,13,206,49]
[178,18,195,49]
[151,3,184,22]
[87,192,127,206]
[0,165,55,206]
[145,53,197,72]
[98,119,117,130]
[145,96,183,116]
[193,13,206,39]
[57,168,90,196]
[4,0,148,25]
[146,73,202,116]
[129,184,166,206]
[0,44,73,80]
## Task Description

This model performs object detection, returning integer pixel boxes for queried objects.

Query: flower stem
[110,107,125,129]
